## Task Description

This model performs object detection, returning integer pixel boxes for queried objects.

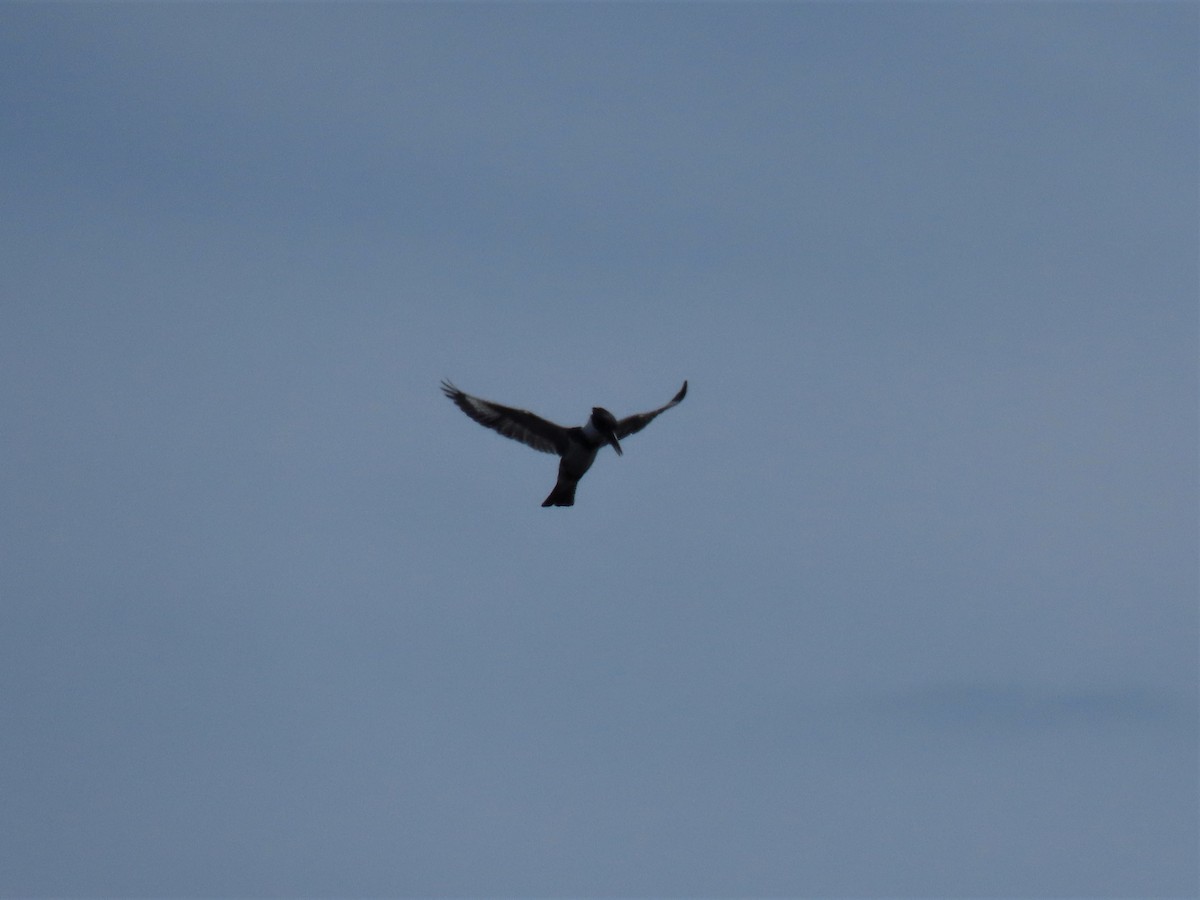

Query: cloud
[877,681,1196,736]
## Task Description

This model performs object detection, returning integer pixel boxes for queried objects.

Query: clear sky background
[2,3,1197,897]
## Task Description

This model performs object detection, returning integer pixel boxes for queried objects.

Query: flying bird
[440,379,688,507]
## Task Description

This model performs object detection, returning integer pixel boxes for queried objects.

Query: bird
[440,379,688,507]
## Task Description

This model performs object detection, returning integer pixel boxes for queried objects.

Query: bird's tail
[541,480,577,507]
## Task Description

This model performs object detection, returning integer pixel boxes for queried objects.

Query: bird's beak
[607,433,623,456]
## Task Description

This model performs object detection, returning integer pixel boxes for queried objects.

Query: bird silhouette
[441,380,688,506]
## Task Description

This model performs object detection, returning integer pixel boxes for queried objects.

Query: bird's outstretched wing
[615,381,688,439]
[441,381,568,455]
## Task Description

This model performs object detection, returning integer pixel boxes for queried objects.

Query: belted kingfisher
[440,379,688,507]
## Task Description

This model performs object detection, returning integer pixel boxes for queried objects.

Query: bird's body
[543,430,604,508]
[440,380,687,506]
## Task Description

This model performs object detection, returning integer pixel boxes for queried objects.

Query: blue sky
[2,3,1196,896]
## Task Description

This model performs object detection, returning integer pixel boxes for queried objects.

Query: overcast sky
[2,3,1197,897]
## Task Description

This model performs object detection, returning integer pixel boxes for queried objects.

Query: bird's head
[591,407,623,456]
